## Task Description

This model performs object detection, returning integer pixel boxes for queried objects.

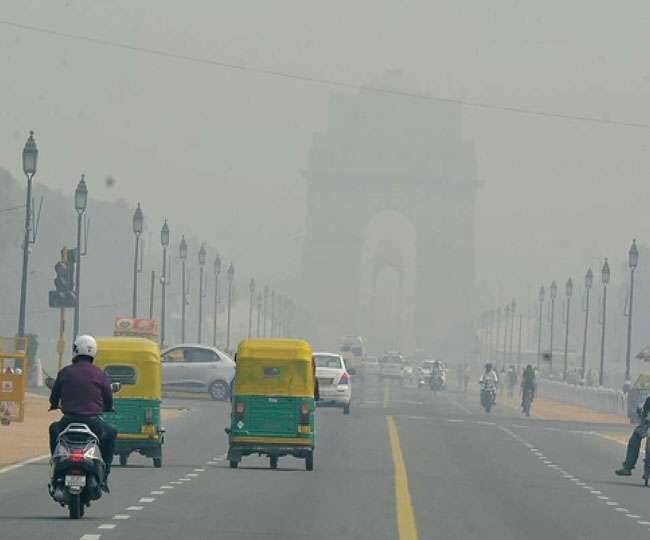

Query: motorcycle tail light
[70,449,84,463]
[235,402,245,421]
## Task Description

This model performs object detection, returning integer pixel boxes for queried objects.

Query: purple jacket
[49,359,113,417]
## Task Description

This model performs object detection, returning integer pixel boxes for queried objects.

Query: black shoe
[101,476,111,493]
[615,467,632,476]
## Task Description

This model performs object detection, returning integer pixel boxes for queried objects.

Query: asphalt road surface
[1,376,648,539]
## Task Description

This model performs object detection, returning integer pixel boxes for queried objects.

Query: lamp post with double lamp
[537,286,545,368]
[256,293,262,337]
[72,175,88,340]
[248,279,255,337]
[563,278,573,380]
[494,306,501,366]
[624,240,639,392]
[179,236,188,342]
[509,299,516,367]
[226,263,234,352]
[599,258,610,387]
[160,220,170,346]
[549,281,557,375]
[502,303,510,370]
[17,131,38,337]
[197,244,206,343]
[581,268,593,381]
[212,254,221,347]
[263,286,269,336]
[131,203,144,318]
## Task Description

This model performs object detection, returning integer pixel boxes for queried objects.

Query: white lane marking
[193,468,206,472]
[160,485,174,489]
[187,473,199,477]
[638,521,650,525]
[615,508,630,512]
[139,497,155,503]
[476,421,496,426]
[627,514,641,519]
[0,454,49,475]
[606,502,619,506]
[151,491,164,495]
[98,524,116,530]
[447,419,464,423]
[80,536,102,540]
[598,496,609,500]
[113,515,130,520]
[170,481,182,485]
[127,506,143,511]
[591,490,602,494]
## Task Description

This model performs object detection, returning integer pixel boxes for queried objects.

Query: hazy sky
[2,1,650,315]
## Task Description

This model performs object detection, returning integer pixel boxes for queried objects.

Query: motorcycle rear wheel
[69,494,82,519]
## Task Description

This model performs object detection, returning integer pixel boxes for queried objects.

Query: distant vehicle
[161,344,235,401]
[362,356,380,377]
[380,352,404,379]
[340,336,363,374]
[418,360,435,388]
[314,353,352,414]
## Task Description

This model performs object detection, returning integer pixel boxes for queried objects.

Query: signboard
[113,318,159,341]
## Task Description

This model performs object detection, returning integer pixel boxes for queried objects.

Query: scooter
[480,381,497,413]
[522,387,534,417]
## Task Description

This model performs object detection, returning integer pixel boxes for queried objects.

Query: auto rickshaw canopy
[94,337,161,400]
[234,339,314,398]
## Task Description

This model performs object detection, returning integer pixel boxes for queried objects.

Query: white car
[314,353,352,415]
[380,353,404,379]
[161,344,235,401]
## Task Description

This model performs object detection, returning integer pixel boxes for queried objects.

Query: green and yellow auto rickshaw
[227,339,316,471]
[94,337,165,468]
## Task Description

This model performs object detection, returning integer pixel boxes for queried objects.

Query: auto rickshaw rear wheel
[153,457,162,468]
[270,456,278,469]
[305,453,314,471]
[229,460,238,469]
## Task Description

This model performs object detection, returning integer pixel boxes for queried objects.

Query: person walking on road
[48,335,117,490]
[616,396,650,476]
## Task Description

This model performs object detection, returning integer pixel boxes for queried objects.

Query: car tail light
[338,372,349,385]
[144,407,153,425]
[235,401,245,421]
[300,402,310,425]
[70,449,84,463]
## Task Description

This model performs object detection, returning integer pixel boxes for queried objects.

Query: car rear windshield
[314,355,342,369]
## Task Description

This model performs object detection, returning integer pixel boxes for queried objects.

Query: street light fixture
[131,203,144,318]
[179,235,188,342]
[263,286,269,337]
[599,258,610,387]
[198,243,206,343]
[581,268,593,382]
[537,286,545,368]
[563,278,573,380]
[549,281,557,375]
[248,278,255,337]
[256,292,263,337]
[212,254,221,347]
[71,174,88,340]
[17,131,38,337]
[160,220,170,346]
[226,263,234,352]
[624,240,639,391]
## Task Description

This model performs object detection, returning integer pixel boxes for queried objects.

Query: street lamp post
[503,303,510,370]
[72,175,88,340]
[495,306,501,366]
[263,286,269,336]
[624,240,639,392]
[248,279,255,337]
[517,312,523,368]
[256,293,262,337]
[179,236,188,342]
[509,300,516,368]
[563,278,573,381]
[549,281,557,375]
[197,244,206,343]
[537,286,545,368]
[160,220,170,346]
[131,203,144,318]
[599,258,610,387]
[581,268,593,381]
[226,264,234,352]
[17,131,38,337]
[212,254,221,347]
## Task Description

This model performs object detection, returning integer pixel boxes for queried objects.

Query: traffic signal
[49,248,77,308]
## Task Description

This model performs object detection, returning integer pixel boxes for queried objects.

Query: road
[0,376,648,539]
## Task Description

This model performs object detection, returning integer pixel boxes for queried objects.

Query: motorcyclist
[48,335,117,490]
[615,396,650,476]
[521,365,536,411]
[479,363,499,386]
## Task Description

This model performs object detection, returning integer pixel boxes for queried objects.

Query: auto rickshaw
[227,338,316,471]
[94,337,165,467]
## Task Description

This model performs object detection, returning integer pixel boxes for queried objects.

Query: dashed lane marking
[193,468,206,472]
[187,473,199,477]
[151,490,165,495]
[139,497,155,503]
[80,535,102,540]
[127,506,143,511]
[98,524,115,530]
[160,485,174,489]
[446,419,464,423]
[113,515,130,520]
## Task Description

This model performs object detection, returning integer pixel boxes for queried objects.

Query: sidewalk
[0,394,186,468]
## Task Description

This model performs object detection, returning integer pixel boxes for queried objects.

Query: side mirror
[111,382,122,393]
[348,368,356,375]
[45,377,55,390]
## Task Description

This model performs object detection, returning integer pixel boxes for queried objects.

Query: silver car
[161,344,235,401]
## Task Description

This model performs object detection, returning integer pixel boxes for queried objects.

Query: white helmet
[73,335,97,360]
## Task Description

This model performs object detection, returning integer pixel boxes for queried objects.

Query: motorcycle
[430,371,445,393]
[480,380,497,413]
[522,386,534,416]
[46,379,120,519]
